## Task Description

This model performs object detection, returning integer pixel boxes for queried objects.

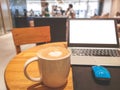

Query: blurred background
[0,0,120,36]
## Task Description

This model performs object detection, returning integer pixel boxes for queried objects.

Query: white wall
[102,0,112,15]
[1,0,12,31]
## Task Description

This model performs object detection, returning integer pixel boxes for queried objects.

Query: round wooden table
[5,42,73,90]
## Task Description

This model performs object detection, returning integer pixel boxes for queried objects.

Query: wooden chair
[12,26,51,54]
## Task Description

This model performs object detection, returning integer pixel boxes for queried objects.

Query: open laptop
[67,18,120,66]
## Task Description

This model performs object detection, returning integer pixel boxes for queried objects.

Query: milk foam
[37,46,70,60]
[48,51,62,57]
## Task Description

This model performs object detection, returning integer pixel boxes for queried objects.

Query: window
[26,0,99,18]
[74,0,99,18]
[26,0,41,16]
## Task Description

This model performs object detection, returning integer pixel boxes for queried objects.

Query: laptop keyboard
[71,49,120,57]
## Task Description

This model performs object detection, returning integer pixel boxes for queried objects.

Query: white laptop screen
[68,19,119,48]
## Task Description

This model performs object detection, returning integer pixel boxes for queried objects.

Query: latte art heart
[37,46,70,60]
[48,51,62,57]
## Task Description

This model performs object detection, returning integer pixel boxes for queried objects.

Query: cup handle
[24,56,42,82]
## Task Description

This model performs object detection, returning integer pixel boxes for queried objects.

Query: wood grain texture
[12,26,51,54]
[4,42,73,90]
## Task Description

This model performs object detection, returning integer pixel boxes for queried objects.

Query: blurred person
[29,9,34,16]
[59,7,65,16]
[23,9,27,17]
[15,9,19,17]
[114,11,120,24]
[42,2,50,17]
[65,4,76,18]
[51,5,64,17]
[56,6,62,16]
[115,11,120,17]
[51,5,58,16]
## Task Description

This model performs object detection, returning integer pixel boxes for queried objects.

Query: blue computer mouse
[92,65,111,80]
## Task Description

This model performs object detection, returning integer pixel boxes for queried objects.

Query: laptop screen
[68,19,119,48]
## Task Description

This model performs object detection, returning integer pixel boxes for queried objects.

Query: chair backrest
[12,26,51,54]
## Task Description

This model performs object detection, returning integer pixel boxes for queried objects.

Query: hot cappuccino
[24,45,71,88]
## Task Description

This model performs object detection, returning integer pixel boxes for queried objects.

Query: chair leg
[16,46,21,54]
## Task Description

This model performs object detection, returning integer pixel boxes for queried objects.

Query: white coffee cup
[24,46,71,88]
